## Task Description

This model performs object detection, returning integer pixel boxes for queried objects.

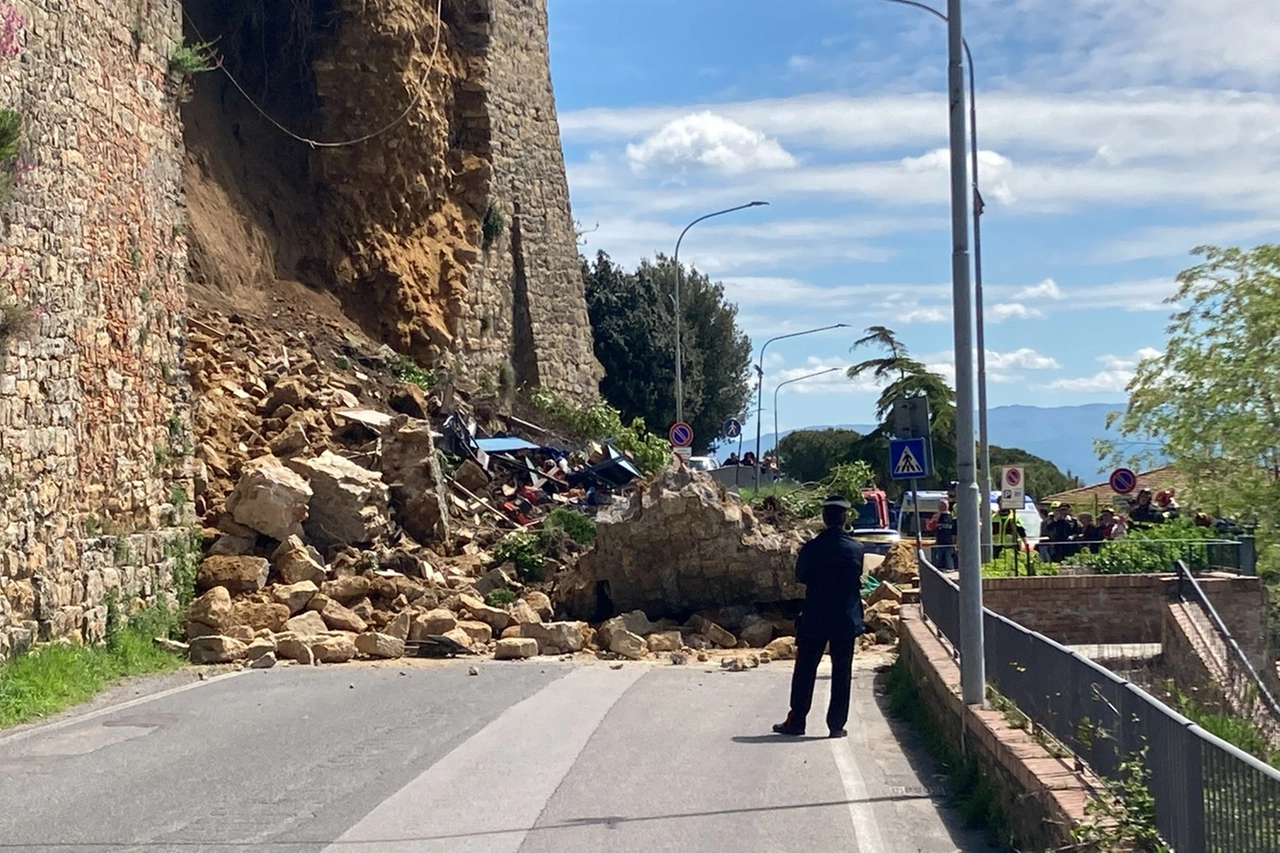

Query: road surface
[0,655,994,852]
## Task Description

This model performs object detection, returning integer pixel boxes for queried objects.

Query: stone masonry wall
[0,0,195,657]
[461,0,603,397]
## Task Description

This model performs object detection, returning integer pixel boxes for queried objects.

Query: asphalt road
[0,655,994,853]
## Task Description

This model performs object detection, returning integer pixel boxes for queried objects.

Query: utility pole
[945,0,985,706]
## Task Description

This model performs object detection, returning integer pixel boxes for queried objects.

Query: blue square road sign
[888,437,932,481]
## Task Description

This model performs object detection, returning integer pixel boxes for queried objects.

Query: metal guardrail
[918,553,1280,851]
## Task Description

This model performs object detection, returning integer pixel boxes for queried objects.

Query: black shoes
[829,728,848,739]
[772,720,805,736]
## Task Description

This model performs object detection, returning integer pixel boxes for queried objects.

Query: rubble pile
[175,308,902,669]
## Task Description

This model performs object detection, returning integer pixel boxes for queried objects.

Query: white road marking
[321,665,645,853]
[0,669,248,747]
[818,664,889,853]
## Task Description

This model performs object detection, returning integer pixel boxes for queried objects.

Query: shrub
[526,388,670,474]
[543,508,595,546]
[492,530,545,582]
[1075,520,1218,574]
[485,588,517,608]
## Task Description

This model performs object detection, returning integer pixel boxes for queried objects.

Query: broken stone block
[270,580,318,615]
[609,629,647,660]
[209,533,257,557]
[474,564,521,597]
[250,651,278,669]
[269,421,310,458]
[288,450,390,548]
[232,599,290,633]
[508,599,541,626]
[442,626,476,651]
[738,614,775,648]
[765,636,798,661]
[410,608,457,639]
[318,599,368,633]
[186,586,234,633]
[646,630,683,653]
[385,611,412,642]
[388,383,429,419]
[264,377,308,414]
[227,625,256,642]
[494,637,539,660]
[456,619,493,645]
[185,621,219,641]
[689,615,737,649]
[524,591,553,620]
[226,455,313,541]
[321,575,371,604]
[188,635,248,664]
[500,625,522,640]
[273,632,312,662]
[312,633,358,663]
[867,581,904,607]
[154,637,190,655]
[459,594,512,634]
[272,536,327,586]
[245,636,277,661]
[618,610,657,637]
[284,610,328,636]
[379,417,450,545]
[356,631,405,659]
[520,621,586,654]
[454,459,489,494]
[196,555,270,595]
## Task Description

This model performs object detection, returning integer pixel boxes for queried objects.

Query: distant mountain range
[727,403,1143,482]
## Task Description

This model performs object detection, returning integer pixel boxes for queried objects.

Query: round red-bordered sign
[1109,467,1137,495]
[668,422,694,448]
[1003,467,1022,488]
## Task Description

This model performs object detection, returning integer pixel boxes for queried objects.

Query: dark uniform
[774,498,866,738]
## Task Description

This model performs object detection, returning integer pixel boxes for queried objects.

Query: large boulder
[196,555,270,594]
[379,416,450,545]
[232,599,290,632]
[609,629,648,660]
[312,633,358,663]
[188,635,248,664]
[494,637,539,660]
[321,576,371,605]
[186,586,234,633]
[226,455,312,541]
[272,536,327,586]
[508,599,542,626]
[284,610,329,637]
[520,621,586,655]
[317,599,368,633]
[765,636,798,661]
[564,465,802,619]
[738,614,775,648]
[410,609,458,639]
[459,594,512,634]
[356,631,405,659]
[270,580,319,614]
[288,450,390,549]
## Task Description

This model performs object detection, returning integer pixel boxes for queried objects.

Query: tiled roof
[1042,465,1185,510]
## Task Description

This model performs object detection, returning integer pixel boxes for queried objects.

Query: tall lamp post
[883,0,993,562]
[673,201,770,426]
[753,323,850,489]
[773,367,842,492]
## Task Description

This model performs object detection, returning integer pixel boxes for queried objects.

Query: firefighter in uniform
[772,495,866,739]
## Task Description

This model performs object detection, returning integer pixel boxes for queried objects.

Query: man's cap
[822,495,852,509]
[1049,500,1062,509]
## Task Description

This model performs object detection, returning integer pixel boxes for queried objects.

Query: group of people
[721,450,778,471]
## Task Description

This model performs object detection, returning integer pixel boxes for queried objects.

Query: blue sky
[545,0,1280,438]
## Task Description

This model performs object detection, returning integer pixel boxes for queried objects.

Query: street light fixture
[673,201,770,427]
[772,367,842,492]
[882,0,994,563]
[753,323,850,489]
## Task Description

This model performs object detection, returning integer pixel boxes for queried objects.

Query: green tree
[583,251,752,454]
[847,326,956,489]
[775,428,864,482]
[1098,244,1280,531]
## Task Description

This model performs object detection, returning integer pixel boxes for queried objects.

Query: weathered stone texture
[459,0,603,397]
[0,0,193,655]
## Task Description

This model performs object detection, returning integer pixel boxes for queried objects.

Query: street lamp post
[673,201,770,427]
[883,0,993,563]
[753,324,850,490]
[773,367,841,492]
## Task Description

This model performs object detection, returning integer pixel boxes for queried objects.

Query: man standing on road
[773,495,866,739]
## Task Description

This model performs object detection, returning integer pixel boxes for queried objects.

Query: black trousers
[788,620,857,732]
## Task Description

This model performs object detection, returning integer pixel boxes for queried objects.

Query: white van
[897,490,1042,546]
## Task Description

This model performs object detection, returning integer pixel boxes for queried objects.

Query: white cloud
[773,357,869,395]
[624,112,798,175]
[1039,347,1163,392]
[985,348,1062,371]
[988,302,1044,322]
[1014,278,1063,301]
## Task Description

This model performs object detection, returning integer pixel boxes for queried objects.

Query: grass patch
[883,658,1012,849]
[0,604,184,730]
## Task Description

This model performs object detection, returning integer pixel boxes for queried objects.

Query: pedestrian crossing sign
[888,437,932,481]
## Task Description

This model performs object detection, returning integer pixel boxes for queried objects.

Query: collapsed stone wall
[182,0,602,396]
[0,0,196,656]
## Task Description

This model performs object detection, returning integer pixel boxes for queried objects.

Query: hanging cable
[180,0,444,149]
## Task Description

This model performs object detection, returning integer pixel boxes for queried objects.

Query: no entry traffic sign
[1109,467,1137,495]
[668,421,694,448]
